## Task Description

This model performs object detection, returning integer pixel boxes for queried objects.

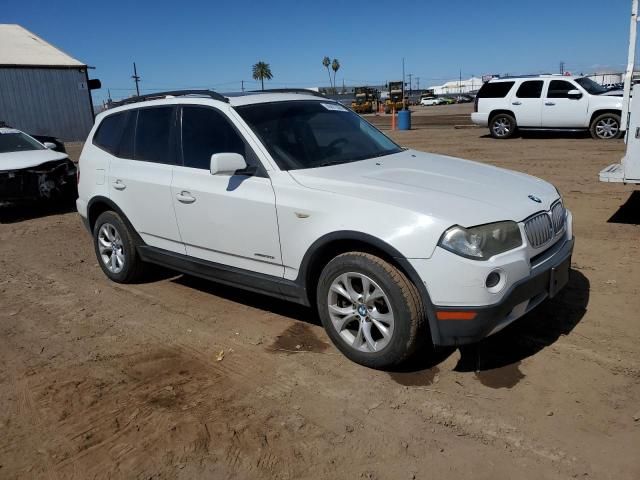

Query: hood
[0,149,69,171]
[288,149,559,227]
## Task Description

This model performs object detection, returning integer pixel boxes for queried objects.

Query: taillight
[77,164,80,184]
[474,96,479,113]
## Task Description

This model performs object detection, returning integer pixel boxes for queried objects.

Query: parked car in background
[455,95,473,103]
[472,75,624,139]
[420,96,444,106]
[440,97,456,105]
[77,89,573,369]
[0,127,77,203]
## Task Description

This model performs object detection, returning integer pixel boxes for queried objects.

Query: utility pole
[560,61,565,75]
[407,73,413,95]
[402,57,405,102]
[459,69,462,93]
[132,62,141,96]
[416,76,420,93]
[241,80,245,92]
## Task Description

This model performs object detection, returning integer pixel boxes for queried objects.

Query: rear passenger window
[93,112,126,154]
[477,81,515,98]
[181,106,249,170]
[118,110,136,159]
[134,107,175,164]
[516,81,543,98]
[547,80,575,98]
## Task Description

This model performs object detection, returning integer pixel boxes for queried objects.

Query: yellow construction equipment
[351,87,375,114]
[385,81,404,114]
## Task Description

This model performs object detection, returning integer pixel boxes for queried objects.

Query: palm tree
[331,58,340,94]
[322,56,332,90]
[252,61,273,91]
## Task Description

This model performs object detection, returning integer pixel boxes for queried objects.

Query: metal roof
[0,24,85,67]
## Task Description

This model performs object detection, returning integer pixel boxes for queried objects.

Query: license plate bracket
[549,256,571,298]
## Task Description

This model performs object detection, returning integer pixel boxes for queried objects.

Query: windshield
[575,77,608,95]
[0,132,44,153]
[236,100,402,170]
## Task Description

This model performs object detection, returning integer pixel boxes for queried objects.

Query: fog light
[486,271,501,288]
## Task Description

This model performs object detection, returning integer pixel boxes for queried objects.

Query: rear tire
[316,252,428,369]
[489,113,517,139]
[93,211,145,283]
[590,113,622,139]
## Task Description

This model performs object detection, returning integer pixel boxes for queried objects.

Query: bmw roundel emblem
[528,194,542,203]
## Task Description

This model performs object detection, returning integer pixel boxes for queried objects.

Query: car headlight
[438,221,522,260]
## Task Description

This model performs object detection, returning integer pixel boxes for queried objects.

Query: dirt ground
[1,106,639,479]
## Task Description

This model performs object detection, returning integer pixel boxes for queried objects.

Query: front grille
[551,201,566,233]
[524,200,566,249]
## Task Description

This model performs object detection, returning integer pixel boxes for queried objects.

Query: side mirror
[43,142,57,149]
[210,153,247,175]
[567,89,583,99]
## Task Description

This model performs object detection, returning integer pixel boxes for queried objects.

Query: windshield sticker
[321,103,349,112]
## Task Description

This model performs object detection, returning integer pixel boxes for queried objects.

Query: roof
[227,92,326,107]
[0,24,85,67]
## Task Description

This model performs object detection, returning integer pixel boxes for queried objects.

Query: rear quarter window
[477,81,515,98]
[93,112,127,154]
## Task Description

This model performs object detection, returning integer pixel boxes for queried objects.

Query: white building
[429,77,483,95]
[586,72,623,87]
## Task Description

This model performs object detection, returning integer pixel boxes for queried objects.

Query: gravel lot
[1,105,639,479]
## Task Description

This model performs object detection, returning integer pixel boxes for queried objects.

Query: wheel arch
[87,196,143,244]
[297,231,441,344]
[488,109,516,123]
[589,109,622,126]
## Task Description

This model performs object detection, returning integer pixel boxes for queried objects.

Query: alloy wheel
[327,272,395,353]
[492,117,512,137]
[98,223,125,274]
[595,117,619,139]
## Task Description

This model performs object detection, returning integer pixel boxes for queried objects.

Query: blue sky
[3,0,632,103]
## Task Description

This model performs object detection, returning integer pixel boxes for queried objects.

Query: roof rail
[497,73,565,79]
[112,89,228,107]
[245,88,326,98]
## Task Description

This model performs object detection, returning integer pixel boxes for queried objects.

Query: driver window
[181,106,256,170]
[547,80,576,99]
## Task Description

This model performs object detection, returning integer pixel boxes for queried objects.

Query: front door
[171,105,283,277]
[542,79,589,128]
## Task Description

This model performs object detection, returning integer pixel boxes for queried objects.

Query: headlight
[438,221,522,260]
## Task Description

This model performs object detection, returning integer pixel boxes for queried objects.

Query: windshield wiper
[316,160,349,167]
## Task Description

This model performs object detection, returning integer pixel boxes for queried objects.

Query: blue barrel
[397,110,411,130]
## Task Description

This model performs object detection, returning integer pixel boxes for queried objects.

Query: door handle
[112,180,126,190]
[544,101,555,106]
[176,191,196,204]
[512,101,522,105]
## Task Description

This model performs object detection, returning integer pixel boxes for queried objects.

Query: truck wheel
[316,252,427,369]
[590,113,622,139]
[489,113,517,139]
[93,211,145,283]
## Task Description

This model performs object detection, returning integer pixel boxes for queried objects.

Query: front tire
[489,113,517,139]
[316,252,427,369]
[93,211,145,283]
[590,113,622,139]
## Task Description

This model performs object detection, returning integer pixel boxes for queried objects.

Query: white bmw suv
[77,89,574,369]
[472,75,623,139]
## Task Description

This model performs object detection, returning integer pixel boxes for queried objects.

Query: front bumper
[432,236,574,346]
[0,160,77,202]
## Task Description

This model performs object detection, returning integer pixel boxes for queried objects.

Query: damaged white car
[0,128,77,203]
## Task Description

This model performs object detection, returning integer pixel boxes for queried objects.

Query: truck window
[477,82,515,98]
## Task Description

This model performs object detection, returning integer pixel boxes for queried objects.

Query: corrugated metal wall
[0,67,94,142]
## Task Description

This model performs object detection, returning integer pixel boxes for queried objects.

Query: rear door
[107,106,185,253]
[510,80,544,127]
[171,105,283,276]
[542,79,589,128]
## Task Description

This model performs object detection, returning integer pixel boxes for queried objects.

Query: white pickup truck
[472,75,623,139]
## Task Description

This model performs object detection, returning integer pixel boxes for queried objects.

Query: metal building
[0,24,99,141]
